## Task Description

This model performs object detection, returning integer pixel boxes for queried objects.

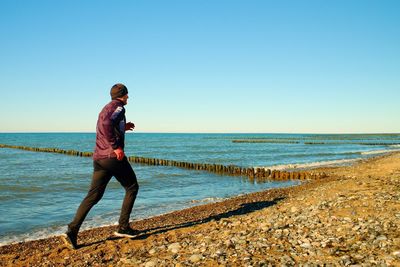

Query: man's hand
[114,148,125,161]
[125,122,135,131]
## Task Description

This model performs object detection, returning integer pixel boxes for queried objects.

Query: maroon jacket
[93,99,126,160]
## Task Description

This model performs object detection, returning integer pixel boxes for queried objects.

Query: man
[63,83,139,249]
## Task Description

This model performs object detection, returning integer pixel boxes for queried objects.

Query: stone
[189,254,202,263]
[376,235,388,242]
[168,243,181,253]
[145,260,157,267]
[148,248,157,255]
[225,239,235,248]
[300,243,312,249]
[119,258,136,265]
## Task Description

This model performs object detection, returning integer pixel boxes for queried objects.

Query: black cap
[110,83,128,100]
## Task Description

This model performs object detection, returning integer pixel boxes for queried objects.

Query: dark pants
[68,157,139,232]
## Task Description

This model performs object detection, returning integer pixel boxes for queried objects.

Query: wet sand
[1,152,399,266]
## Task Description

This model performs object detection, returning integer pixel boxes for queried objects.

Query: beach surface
[1,152,399,266]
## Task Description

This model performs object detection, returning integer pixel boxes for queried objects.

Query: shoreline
[1,152,399,266]
[0,177,306,249]
[2,144,397,246]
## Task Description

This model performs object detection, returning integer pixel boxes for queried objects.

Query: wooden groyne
[231,140,400,146]
[0,144,326,182]
[304,142,400,146]
[128,156,326,181]
[232,140,300,144]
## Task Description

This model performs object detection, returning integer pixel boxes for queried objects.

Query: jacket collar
[112,99,125,105]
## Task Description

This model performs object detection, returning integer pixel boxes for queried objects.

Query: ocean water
[0,133,399,245]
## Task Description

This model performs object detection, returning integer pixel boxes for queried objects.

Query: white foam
[361,149,400,155]
[0,216,120,247]
[0,226,66,247]
[257,158,361,171]
[190,197,225,204]
[256,148,400,171]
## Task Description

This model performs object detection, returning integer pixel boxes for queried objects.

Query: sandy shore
[1,152,399,266]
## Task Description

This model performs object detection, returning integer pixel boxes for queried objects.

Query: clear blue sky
[1,0,399,133]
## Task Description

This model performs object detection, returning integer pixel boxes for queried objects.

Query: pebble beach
[1,152,399,266]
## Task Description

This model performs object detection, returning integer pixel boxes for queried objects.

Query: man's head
[110,83,129,105]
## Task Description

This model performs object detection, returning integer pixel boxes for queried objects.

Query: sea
[1,133,400,246]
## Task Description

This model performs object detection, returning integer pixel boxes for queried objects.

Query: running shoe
[114,227,140,238]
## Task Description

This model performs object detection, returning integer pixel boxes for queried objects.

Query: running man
[63,83,139,249]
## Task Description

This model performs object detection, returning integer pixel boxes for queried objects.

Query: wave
[0,216,120,247]
[360,149,400,155]
[0,225,66,247]
[258,148,400,171]
[189,197,226,204]
[259,158,362,171]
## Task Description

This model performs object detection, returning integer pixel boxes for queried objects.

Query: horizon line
[0,131,399,135]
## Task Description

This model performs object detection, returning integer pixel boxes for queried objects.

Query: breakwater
[304,142,400,145]
[232,140,400,145]
[232,140,300,144]
[0,144,326,182]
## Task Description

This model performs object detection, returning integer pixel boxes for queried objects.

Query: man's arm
[104,106,125,160]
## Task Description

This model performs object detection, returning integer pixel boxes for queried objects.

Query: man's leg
[112,157,139,230]
[68,161,112,233]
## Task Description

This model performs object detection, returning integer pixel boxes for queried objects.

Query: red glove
[125,122,135,131]
[114,148,125,161]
